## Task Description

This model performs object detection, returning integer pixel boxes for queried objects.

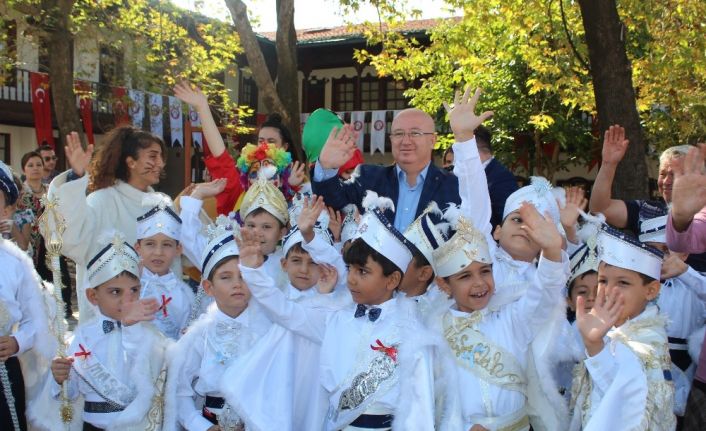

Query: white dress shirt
[141,268,195,339]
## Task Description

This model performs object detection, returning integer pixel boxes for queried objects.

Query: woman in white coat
[44,127,166,321]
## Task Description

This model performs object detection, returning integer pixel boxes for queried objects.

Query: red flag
[256,113,267,128]
[75,80,94,146]
[29,72,54,148]
[112,87,130,126]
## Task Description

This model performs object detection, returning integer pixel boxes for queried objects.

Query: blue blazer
[484,158,519,229]
[312,163,461,223]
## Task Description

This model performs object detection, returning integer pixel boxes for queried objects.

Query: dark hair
[412,251,435,286]
[38,144,54,153]
[285,241,307,258]
[88,126,166,192]
[474,125,492,153]
[245,207,285,229]
[21,151,43,170]
[567,270,597,297]
[207,255,239,282]
[261,113,293,149]
[344,238,402,283]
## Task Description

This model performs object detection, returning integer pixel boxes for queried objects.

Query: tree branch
[559,0,591,72]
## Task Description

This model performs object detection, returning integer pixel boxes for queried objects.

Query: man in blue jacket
[312,88,492,233]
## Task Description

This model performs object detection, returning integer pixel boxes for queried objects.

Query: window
[332,77,355,112]
[99,45,124,86]
[385,80,408,110]
[240,76,258,125]
[360,80,380,110]
[0,133,10,164]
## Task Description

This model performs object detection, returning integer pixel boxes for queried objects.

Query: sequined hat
[355,191,416,272]
[201,215,241,280]
[403,202,447,264]
[638,215,667,244]
[136,194,182,240]
[288,192,330,228]
[239,176,289,225]
[0,160,18,205]
[597,224,663,280]
[431,204,492,278]
[87,231,140,289]
[503,176,564,225]
[340,204,359,244]
[568,212,604,285]
[282,223,334,257]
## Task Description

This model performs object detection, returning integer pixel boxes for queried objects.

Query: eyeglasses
[389,131,435,143]
[43,156,57,162]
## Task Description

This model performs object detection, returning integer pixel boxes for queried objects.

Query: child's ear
[566,295,576,312]
[493,225,502,241]
[386,271,402,292]
[279,225,288,240]
[133,241,141,254]
[418,265,434,282]
[280,257,288,270]
[202,280,215,297]
[436,276,451,297]
[645,279,661,301]
[86,287,99,306]
[176,242,184,254]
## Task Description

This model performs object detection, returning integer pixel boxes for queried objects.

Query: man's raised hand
[601,125,629,166]
[671,144,706,231]
[318,124,359,170]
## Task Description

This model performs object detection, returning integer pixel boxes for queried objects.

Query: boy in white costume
[179,176,290,291]
[638,215,706,416]
[427,199,568,431]
[135,195,195,339]
[570,224,676,430]
[164,217,272,431]
[221,195,346,430]
[238,191,439,430]
[0,160,55,431]
[42,232,168,431]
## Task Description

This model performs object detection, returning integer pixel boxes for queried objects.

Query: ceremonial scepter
[0,296,20,430]
[38,195,74,426]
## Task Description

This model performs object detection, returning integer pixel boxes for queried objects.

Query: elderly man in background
[312,89,492,232]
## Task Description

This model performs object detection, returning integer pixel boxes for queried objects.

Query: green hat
[302,108,343,163]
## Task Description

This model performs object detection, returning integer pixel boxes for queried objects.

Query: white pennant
[168,96,183,147]
[148,93,163,140]
[370,110,387,155]
[128,89,144,128]
[350,111,366,151]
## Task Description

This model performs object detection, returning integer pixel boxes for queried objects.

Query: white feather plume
[362,190,395,212]
[423,201,443,218]
[577,210,606,243]
[258,164,278,180]
[441,203,463,228]
[141,192,173,209]
[97,229,127,247]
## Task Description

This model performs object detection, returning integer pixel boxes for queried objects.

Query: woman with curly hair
[174,82,308,216]
[44,127,166,321]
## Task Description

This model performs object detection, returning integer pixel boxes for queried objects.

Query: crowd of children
[1,86,704,431]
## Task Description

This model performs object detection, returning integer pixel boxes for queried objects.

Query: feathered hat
[87,231,140,289]
[136,193,182,240]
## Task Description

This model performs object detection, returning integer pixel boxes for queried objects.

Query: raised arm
[444,87,494,241]
[589,125,630,228]
[174,82,226,157]
[311,125,365,210]
[238,228,326,343]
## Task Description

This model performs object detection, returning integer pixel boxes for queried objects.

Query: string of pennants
[301,110,403,155]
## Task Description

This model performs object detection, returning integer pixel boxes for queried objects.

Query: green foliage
[345,0,706,176]
[3,0,252,134]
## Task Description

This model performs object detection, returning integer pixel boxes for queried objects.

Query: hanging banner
[350,111,365,152]
[148,93,163,139]
[370,110,387,155]
[168,96,183,147]
[112,87,130,126]
[29,72,54,148]
[128,89,145,128]
[74,80,94,146]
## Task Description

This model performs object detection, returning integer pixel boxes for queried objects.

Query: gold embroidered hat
[87,231,140,289]
[503,176,564,224]
[136,193,182,240]
[568,212,603,285]
[431,204,492,278]
[201,215,241,280]
[340,204,359,244]
[597,223,663,280]
[403,201,447,264]
[354,191,416,273]
[239,176,289,225]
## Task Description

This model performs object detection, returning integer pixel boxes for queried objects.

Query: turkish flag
[112,86,130,126]
[256,113,267,128]
[75,80,94,146]
[30,72,54,148]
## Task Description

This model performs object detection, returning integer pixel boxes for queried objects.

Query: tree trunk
[224,0,304,162]
[274,0,303,162]
[578,0,649,200]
